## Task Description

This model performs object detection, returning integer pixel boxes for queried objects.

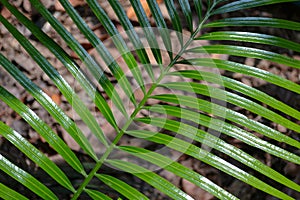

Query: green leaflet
[126,130,295,200]
[204,17,300,31]
[178,0,193,31]
[146,0,173,58]
[212,0,299,15]
[0,53,97,160]
[128,0,163,65]
[96,174,149,200]
[119,146,237,200]
[178,58,300,95]
[197,31,300,53]
[86,0,154,83]
[188,45,300,69]
[28,0,131,114]
[150,94,300,162]
[59,0,145,106]
[142,104,300,192]
[0,155,58,200]
[168,70,300,122]
[0,2,110,147]
[0,184,29,200]
[0,86,85,175]
[164,0,183,46]
[160,81,300,138]
[106,159,193,200]
[84,189,112,200]
[0,122,74,192]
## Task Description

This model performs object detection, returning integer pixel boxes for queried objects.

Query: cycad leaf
[137,116,300,165]
[0,53,97,160]
[178,58,300,95]
[2,1,118,129]
[86,0,154,82]
[96,174,149,200]
[168,70,300,124]
[160,81,300,136]
[204,17,300,31]
[106,159,193,200]
[178,0,193,31]
[129,0,163,65]
[0,183,29,200]
[0,154,58,200]
[193,0,203,22]
[59,0,145,101]
[147,102,300,150]
[115,0,163,66]
[0,121,75,192]
[119,146,237,200]
[84,189,112,200]
[213,0,298,14]
[164,0,183,46]
[92,0,147,94]
[146,0,173,58]
[0,3,110,146]
[126,130,296,199]
[0,86,85,175]
[197,31,300,53]
[188,45,300,69]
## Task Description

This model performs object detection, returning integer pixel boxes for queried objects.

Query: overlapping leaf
[0,0,299,199]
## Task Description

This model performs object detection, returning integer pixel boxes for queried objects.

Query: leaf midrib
[71,3,215,199]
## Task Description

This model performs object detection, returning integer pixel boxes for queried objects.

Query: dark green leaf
[188,45,300,69]
[126,130,296,200]
[84,189,112,200]
[0,3,110,147]
[204,17,300,31]
[0,86,85,174]
[119,146,237,199]
[146,0,173,58]
[213,0,298,15]
[0,121,75,192]
[178,58,300,95]
[106,159,192,200]
[0,154,58,200]
[197,31,300,53]
[0,53,97,160]
[160,81,300,137]
[96,174,149,200]
[178,0,193,31]
[0,183,29,200]
[164,0,183,46]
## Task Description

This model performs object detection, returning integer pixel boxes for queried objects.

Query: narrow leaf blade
[204,17,300,31]
[0,86,85,174]
[96,174,149,200]
[0,121,75,192]
[119,146,237,200]
[106,159,193,200]
[84,189,112,200]
[0,154,58,200]
[0,183,29,200]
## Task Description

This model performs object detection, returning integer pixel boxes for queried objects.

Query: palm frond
[0,0,299,199]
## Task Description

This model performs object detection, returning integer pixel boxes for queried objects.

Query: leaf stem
[71,4,214,199]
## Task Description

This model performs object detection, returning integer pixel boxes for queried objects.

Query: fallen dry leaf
[126,0,163,22]
[51,93,62,105]
[55,0,86,12]
[1,6,11,18]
